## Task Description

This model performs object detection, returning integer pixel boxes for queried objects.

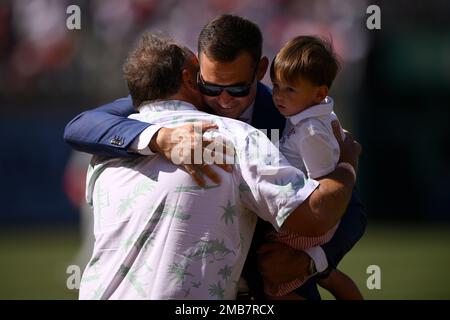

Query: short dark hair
[123,33,188,108]
[270,35,340,88]
[198,14,262,65]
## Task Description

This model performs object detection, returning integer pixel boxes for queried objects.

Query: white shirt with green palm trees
[79,100,319,300]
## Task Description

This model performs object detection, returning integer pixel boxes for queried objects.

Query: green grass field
[1,224,449,300]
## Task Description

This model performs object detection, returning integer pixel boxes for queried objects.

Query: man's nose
[218,90,233,106]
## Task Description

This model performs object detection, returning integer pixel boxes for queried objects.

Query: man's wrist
[304,246,329,276]
[128,125,162,155]
[315,266,334,280]
[149,128,163,153]
[307,257,317,275]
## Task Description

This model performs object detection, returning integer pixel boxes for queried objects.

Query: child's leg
[317,269,363,300]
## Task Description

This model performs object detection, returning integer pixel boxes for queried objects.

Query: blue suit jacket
[63,82,366,299]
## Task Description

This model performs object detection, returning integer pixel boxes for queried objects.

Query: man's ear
[256,56,269,81]
[316,85,329,103]
[182,69,196,90]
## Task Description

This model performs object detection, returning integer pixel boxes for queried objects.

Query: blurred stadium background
[0,0,449,299]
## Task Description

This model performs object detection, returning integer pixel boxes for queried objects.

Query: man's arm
[257,186,366,289]
[320,186,367,268]
[64,97,232,184]
[282,163,356,236]
[282,122,361,236]
[63,96,150,158]
[282,122,365,268]
[257,123,364,289]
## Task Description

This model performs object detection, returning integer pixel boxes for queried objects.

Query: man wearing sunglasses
[197,67,256,98]
[64,14,366,300]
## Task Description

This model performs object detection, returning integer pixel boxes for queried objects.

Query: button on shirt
[80,100,319,300]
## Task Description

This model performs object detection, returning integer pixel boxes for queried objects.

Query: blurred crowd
[0,0,371,226]
[0,0,370,112]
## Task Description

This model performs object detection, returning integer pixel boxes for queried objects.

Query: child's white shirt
[266,96,345,296]
[280,96,344,179]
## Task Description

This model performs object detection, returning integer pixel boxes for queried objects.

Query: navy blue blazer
[63,81,366,299]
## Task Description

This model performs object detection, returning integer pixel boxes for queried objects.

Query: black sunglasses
[196,67,257,97]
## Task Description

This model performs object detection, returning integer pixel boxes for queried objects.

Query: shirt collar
[238,101,255,124]
[138,100,197,113]
[138,99,256,123]
[287,96,334,125]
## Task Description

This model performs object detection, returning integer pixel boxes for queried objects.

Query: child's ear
[316,85,329,103]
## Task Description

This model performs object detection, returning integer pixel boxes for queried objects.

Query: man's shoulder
[256,81,272,94]
[132,108,212,124]
[253,82,285,133]
[215,116,261,142]
[255,82,274,107]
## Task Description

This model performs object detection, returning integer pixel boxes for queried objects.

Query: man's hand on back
[149,121,233,187]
